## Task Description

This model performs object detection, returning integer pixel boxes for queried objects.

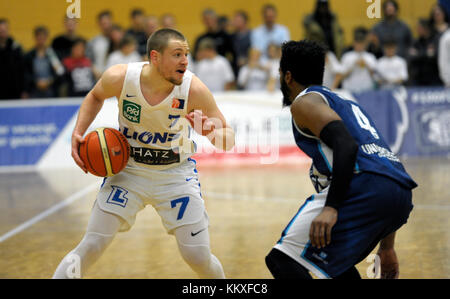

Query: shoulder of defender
[291,91,328,115]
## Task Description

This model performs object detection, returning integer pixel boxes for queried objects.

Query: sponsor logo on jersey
[122,126,179,145]
[130,146,180,165]
[123,100,141,123]
[172,98,185,109]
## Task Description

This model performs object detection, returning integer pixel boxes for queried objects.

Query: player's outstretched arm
[186,75,235,151]
[71,64,127,172]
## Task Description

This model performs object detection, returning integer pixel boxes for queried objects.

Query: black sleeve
[319,120,359,209]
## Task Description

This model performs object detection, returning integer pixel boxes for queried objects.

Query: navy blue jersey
[292,86,417,193]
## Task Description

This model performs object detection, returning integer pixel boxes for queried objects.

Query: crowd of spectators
[0,0,449,100]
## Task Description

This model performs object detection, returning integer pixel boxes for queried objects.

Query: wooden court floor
[0,158,449,279]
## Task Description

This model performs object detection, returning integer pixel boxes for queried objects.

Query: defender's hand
[309,206,338,249]
[71,133,87,173]
[377,248,399,279]
[185,110,216,137]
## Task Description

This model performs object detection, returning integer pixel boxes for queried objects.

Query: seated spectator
[160,13,177,29]
[265,43,281,92]
[86,10,113,78]
[323,50,343,89]
[303,0,345,59]
[429,3,449,39]
[108,24,125,55]
[408,19,442,86]
[376,40,408,89]
[126,8,147,57]
[438,28,450,86]
[24,26,64,98]
[231,10,252,74]
[237,49,269,91]
[51,16,82,60]
[63,38,95,97]
[251,4,289,59]
[333,27,377,93]
[106,35,142,69]
[371,0,413,59]
[0,18,25,100]
[193,38,235,92]
[193,8,235,66]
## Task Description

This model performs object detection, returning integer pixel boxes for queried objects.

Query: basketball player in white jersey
[53,29,235,278]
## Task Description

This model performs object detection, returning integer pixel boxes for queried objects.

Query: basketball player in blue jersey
[265,40,417,279]
[52,29,235,278]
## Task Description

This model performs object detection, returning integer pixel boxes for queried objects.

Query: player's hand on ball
[309,206,338,249]
[185,110,216,137]
[71,133,87,173]
[377,248,399,279]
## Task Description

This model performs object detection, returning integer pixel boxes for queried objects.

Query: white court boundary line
[0,182,99,243]
[0,187,447,244]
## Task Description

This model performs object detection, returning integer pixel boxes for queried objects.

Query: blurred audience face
[232,12,247,32]
[432,5,447,25]
[383,1,398,19]
[417,21,430,38]
[161,14,176,29]
[384,44,397,57]
[0,22,9,41]
[121,42,136,55]
[98,14,113,35]
[71,41,85,58]
[64,18,78,35]
[263,6,277,28]
[353,40,368,52]
[131,12,145,31]
[203,10,218,32]
[110,26,124,45]
[144,16,159,37]
[267,44,281,59]
[35,30,49,49]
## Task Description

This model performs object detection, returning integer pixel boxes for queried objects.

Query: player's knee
[178,244,212,270]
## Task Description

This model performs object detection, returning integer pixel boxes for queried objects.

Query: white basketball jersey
[118,62,195,170]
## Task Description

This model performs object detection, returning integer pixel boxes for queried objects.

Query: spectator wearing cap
[193,38,235,92]
[333,27,377,93]
[371,0,413,59]
[251,4,290,60]
[303,0,345,59]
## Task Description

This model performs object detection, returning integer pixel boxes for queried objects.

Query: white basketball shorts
[95,157,207,234]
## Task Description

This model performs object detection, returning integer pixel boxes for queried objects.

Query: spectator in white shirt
[333,27,377,93]
[105,35,142,69]
[193,38,235,92]
[251,4,290,60]
[86,11,113,79]
[237,48,269,91]
[265,43,281,92]
[376,40,408,89]
[439,28,450,87]
[323,51,343,89]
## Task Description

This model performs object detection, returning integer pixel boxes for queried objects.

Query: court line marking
[0,182,99,243]
[203,191,450,210]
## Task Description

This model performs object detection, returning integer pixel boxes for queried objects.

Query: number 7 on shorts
[171,197,190,220]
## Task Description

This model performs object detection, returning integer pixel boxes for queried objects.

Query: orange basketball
[79,127,130,177]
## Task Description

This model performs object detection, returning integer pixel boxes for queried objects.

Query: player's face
[158,39,189,85]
